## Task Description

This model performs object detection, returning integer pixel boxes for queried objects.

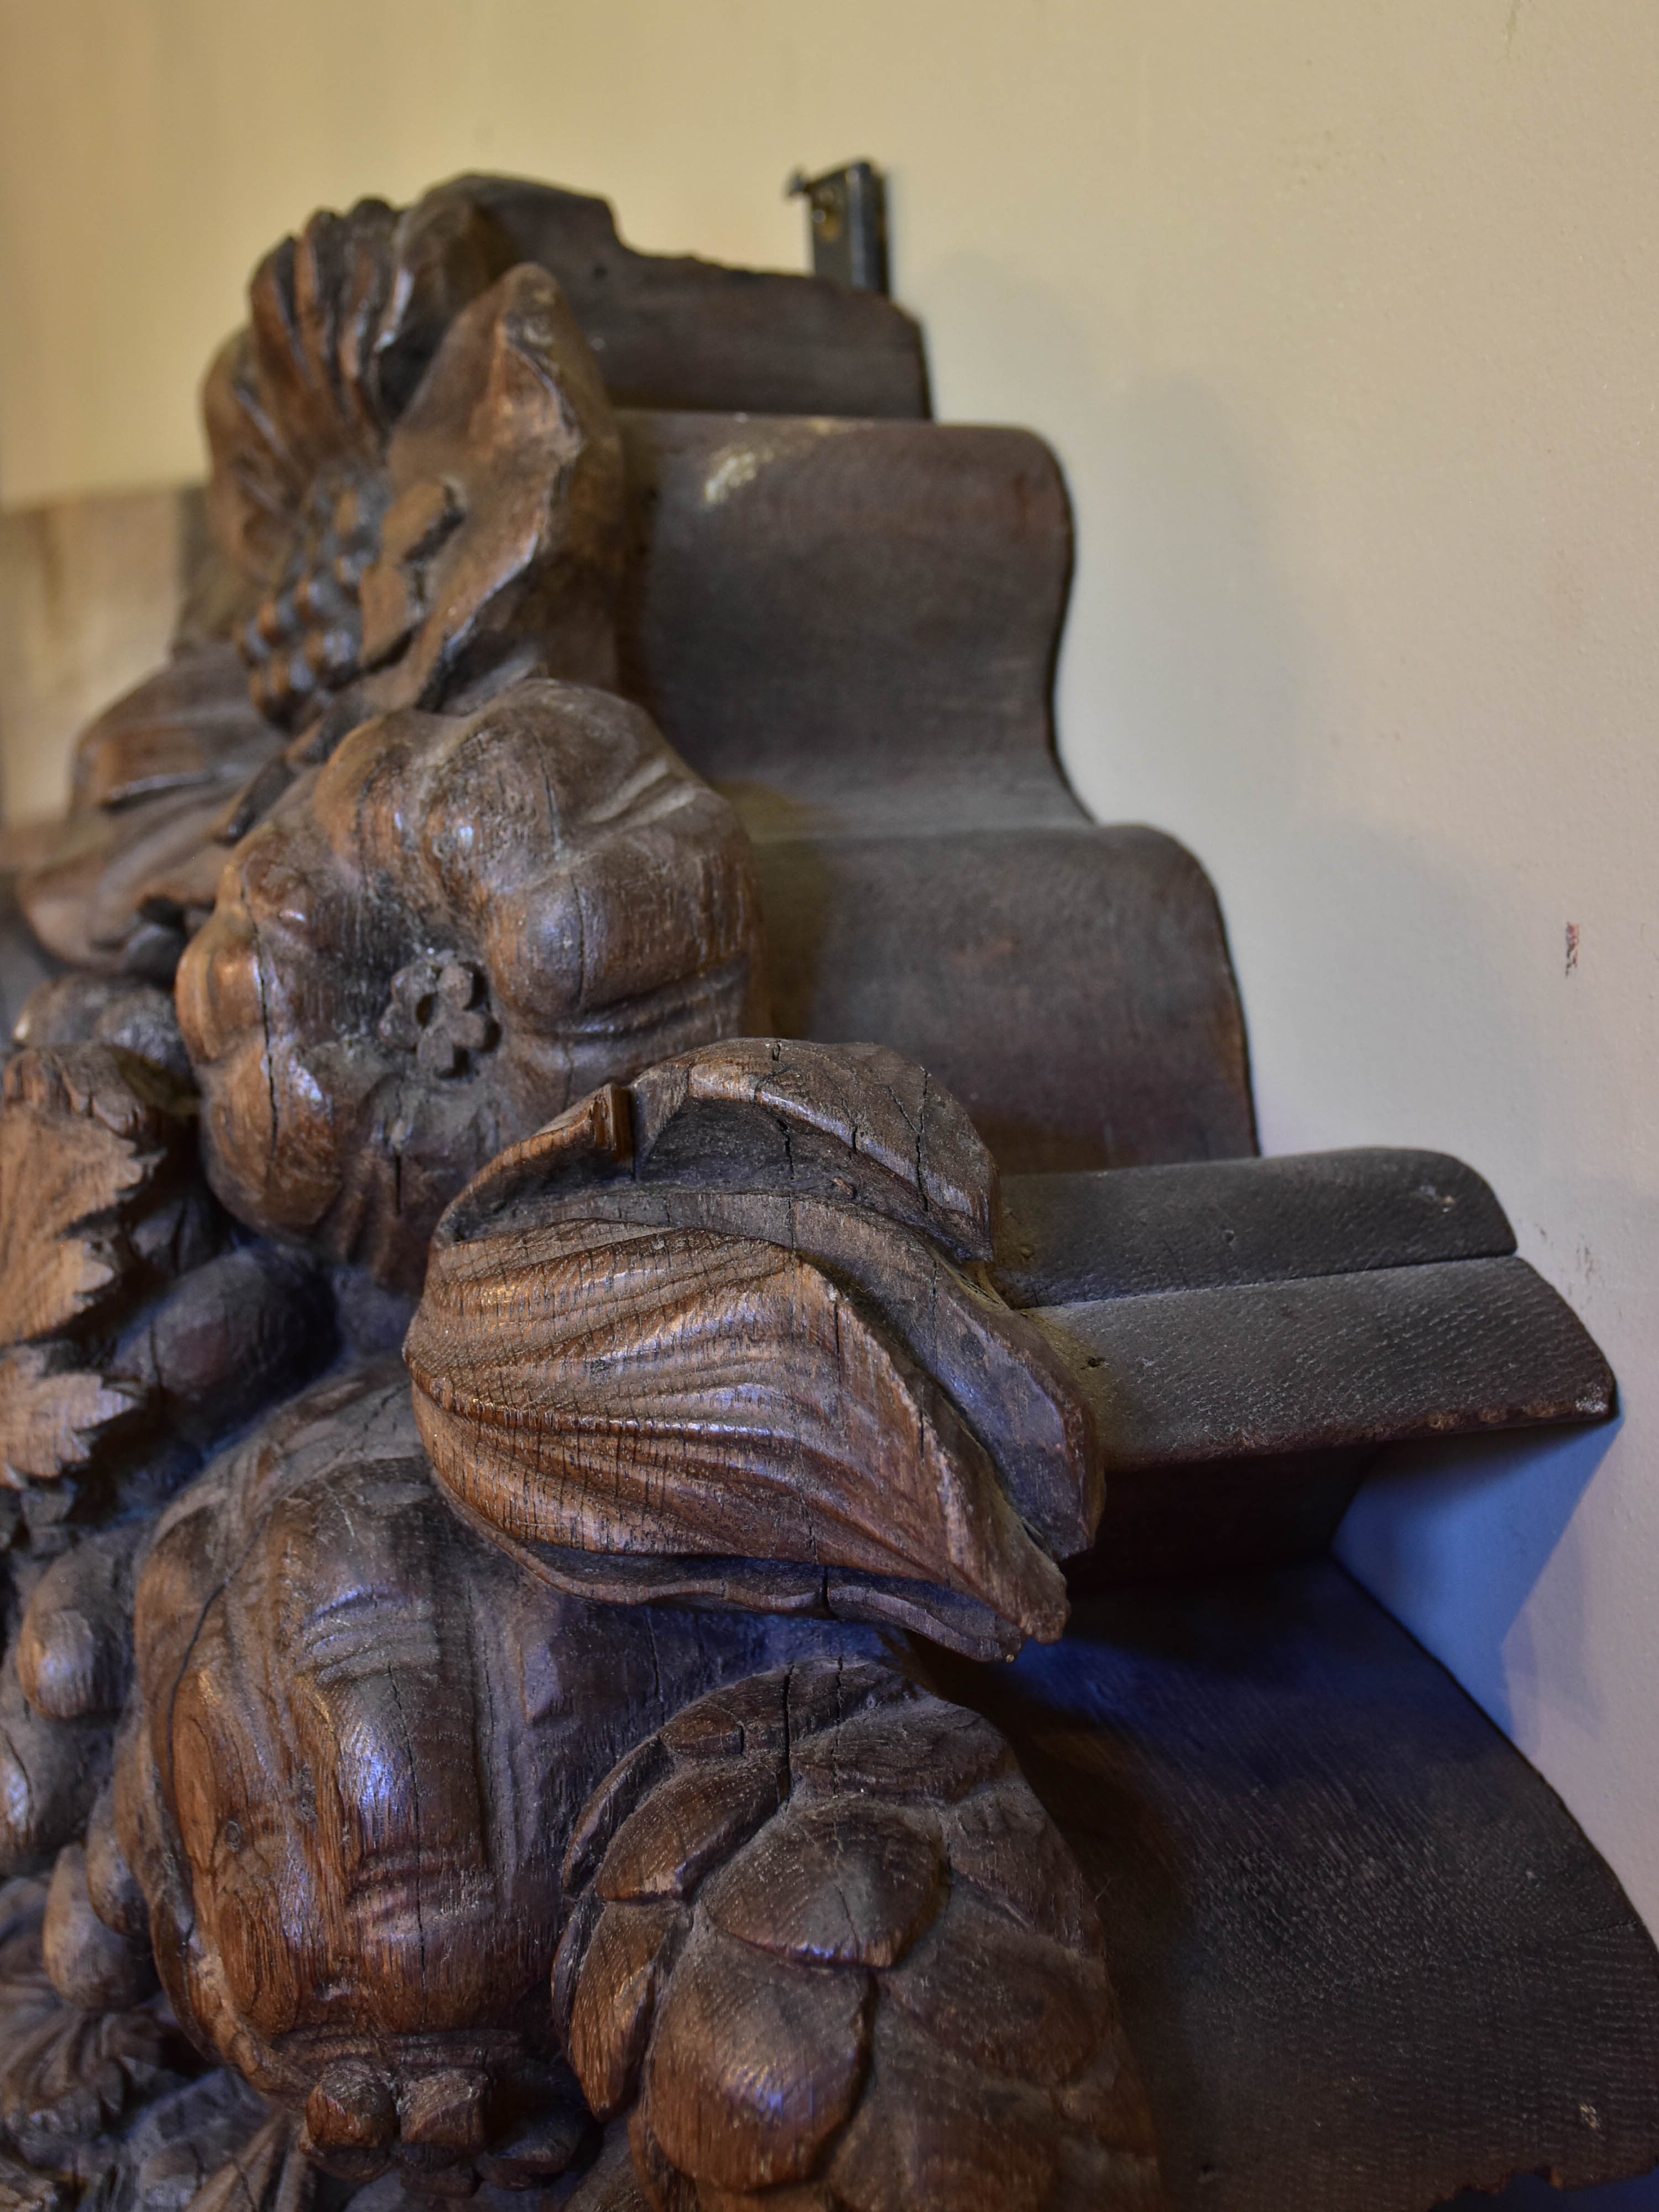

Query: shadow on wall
[1337,1420,1616,1743]
[919,263,1635,1809]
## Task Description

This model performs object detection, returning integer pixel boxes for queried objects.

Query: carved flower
[176,682,765,1291]
[375,956,495,1079]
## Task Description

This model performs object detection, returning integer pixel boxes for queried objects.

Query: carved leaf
[0,1049,188,1350]
[0,1045,215,1492]
[407,1044,1099,1656]
[0,1355,145,1489]
[411,1218,1068,1643]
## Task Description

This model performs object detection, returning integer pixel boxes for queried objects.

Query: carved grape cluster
[239,468,387,728]
[555,1660,1161,2212]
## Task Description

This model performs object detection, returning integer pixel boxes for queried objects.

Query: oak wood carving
[19,191,764,1155]
[176,682,764,1290]
[0,165,1637,2212]
[554,1660,1160,2211]
[405,1040,1100,1657]
[0,1000,335,1882]
[113,1363,887,2199]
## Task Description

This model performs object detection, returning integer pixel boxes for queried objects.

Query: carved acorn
[405,1040,1100,1657]
[113,1362,881,2195]
[554,1660,1163,2212]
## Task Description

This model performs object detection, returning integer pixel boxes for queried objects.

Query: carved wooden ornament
[555,1660,1162,2211]
[175,684,764,1290]
[405,1039,1100,1657]
[113,1361,877,2195]
[21,186,635,982]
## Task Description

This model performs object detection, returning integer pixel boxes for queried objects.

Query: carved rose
[176,681,765,1290]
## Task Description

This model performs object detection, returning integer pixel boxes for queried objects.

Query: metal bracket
[786,160,890,293]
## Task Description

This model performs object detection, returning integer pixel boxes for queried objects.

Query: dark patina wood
[929,1562,1659,2212]
[615,411,1259,1174]
[0,170,1641,2212]
[422,176,931,419]
[555,1661,1161,2211]
[1000,1149,1613,1579]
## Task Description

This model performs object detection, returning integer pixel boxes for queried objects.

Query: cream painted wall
[3,0,1659,1942]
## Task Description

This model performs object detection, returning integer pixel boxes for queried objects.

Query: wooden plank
[431,176,931,419]
[754,826,1258,1175]
[995,1147,1516,1309]
[1040,1249,1612,1583]
[930,1560,1659,2211]
[616,413,1079,831]
[1038,1254,1613,1470]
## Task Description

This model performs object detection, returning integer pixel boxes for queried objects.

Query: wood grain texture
[0,1875,205,2188]
[752,828,1256,1175]
[0,992,340,1876]
[0,1042,217,1492]
[406,1043,1100,1658]
[1037,1254,1614,1469]
[993,1147,1517,1309]
[428,176,930,420]
[0,1860,281,2212]
[20,182,669,999]
[176,685,764,1290]
[0,1025,337,1885]
[554,1660,1164,2212]
[116,1360,881,2192]
[611,410,1256,1175]
[18,647,282,981]
[615,416,1072,834]
[927,1561,1659,2211]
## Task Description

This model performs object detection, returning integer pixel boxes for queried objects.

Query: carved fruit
[116,1361,881,2191]
[21,185,630,984]
[406,1041,1099,1657]
[554,1661,1164,2212]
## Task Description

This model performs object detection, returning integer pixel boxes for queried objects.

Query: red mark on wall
[1565,923,1580,977]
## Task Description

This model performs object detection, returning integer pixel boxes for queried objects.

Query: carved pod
[406,1040,1102,1657]
[554,1661,1164,2211]
[115,1361,879,2193]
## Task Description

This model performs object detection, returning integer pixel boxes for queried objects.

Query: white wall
[2,0,1658,1931]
